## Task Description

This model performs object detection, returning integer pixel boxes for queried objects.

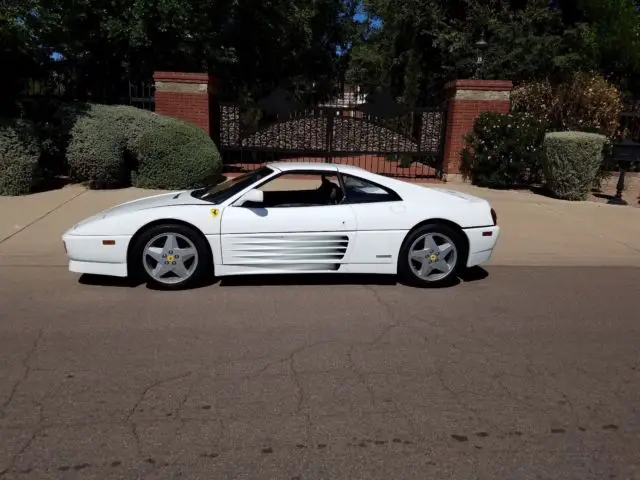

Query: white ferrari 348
[62,162,500,289]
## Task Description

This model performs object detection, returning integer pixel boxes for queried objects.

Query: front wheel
[398,224,466,287]
[131,224,211,290]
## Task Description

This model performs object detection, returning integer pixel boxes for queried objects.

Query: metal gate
[216,87,447,180]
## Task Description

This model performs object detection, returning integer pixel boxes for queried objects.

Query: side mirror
[235,189,264,207]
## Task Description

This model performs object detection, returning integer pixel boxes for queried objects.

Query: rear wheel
[131,224,211,290]
[398,224,465,287]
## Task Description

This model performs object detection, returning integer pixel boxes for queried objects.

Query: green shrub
[543,131,607,201]
[461,111,547,189]
[134,119,222,190]
[17,98,89,177]
[0,118,42,195]
[67,104,166,188]
[66,103,221,190]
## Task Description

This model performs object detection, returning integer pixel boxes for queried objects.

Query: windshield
[191,167,274,204]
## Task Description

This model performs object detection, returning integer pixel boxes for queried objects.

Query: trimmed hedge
[67,104,165,188]
[16,98,90,178]
[543,131,607,201]
[66,104,221,190]
[0,118,41,196]
[134,120,221,190]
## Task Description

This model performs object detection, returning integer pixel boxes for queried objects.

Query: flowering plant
[461,111,547,189]
[511,73,622,188]
[511,73,622,138]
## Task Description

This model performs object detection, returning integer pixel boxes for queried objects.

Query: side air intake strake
[224,235,349,264]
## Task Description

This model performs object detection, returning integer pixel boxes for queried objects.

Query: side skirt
[214,263,397,277]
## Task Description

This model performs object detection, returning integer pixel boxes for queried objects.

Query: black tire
[398,223,466,288]
[130,223,212,290]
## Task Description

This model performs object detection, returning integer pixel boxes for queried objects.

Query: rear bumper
[62,232,131,277]
[463,226,500,268]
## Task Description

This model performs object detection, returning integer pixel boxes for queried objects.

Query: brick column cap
[153,71,215,84]
[444,79,513,92]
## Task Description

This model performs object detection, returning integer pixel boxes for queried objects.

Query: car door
[338,172,409,265]
[220,171,357,270]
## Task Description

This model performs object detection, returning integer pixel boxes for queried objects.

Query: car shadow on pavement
[78,274,220,290]
[219,267,489,288]
[78,274,145,288]
[77,267,489,289]
[459,266,489,283]
[395,266,489,289]
[218,273,398,287]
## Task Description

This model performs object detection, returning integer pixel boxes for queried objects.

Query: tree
[569,0,640,95]
[0,0,49,114]
[346,0,567,104]
[23,0,359,102]
[440,0,566,82]
[346,0,450,104]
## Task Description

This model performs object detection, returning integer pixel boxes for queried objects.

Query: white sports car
[62,162,500,289]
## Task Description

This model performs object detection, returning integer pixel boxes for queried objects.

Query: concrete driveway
[1,183,640,479]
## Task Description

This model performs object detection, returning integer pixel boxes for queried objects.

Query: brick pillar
[153,72,215,135]
[441,80,513,178]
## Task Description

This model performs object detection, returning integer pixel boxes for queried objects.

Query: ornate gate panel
[217,88,446,179]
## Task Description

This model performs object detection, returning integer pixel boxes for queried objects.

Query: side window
[340,174,401,204]
[251,171,344,208]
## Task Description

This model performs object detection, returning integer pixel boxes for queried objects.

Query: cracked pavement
[0,265,639,479]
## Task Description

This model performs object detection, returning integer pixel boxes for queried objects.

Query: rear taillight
[491,208,498,225]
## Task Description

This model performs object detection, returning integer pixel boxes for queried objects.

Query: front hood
[101,190,210,217]
[70,190,209,232]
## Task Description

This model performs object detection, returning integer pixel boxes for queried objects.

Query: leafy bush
[22,100,90,178]
[461,111,547,189]
[134,120,222,190]
[0,118,42,195]
[67,104,221,190]
[511,80,555,127]
[512,73,623,138]
[67,104,166,188]
[543,131,607,201]
[512,72,621,189]
[555,74,622,138]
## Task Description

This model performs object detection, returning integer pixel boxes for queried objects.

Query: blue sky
[353,3,383,29]
[336,6,382,55]
[354,11,368,22]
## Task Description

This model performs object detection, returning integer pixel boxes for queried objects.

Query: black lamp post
[475,35,489,80]
[608,138,640,206]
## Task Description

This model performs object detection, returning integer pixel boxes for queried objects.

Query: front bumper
[463,226,500,268]
[62,232,131,277]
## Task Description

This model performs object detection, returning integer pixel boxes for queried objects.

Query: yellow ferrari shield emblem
[429,254,438,262]
[210,208,220,218]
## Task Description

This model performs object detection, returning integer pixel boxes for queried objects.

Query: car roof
[260,161,429,200]
[267,161,368,175]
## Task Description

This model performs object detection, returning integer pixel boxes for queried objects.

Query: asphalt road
[1,266,639,480]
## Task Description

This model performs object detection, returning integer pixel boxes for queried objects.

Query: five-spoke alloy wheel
[398,223,465,287]
[131,224,211,290]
